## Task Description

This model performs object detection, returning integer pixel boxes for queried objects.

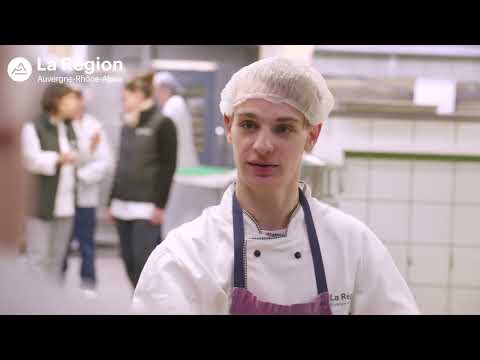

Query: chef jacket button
[294,251,301,259]
[254,250,261,257]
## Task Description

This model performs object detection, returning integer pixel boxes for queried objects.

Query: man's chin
[245,174,283,188]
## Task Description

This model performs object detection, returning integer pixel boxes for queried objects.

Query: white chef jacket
[72,113,113,208]
[162,95,198,168]
[21,120,78,218]
[132,182,419,315]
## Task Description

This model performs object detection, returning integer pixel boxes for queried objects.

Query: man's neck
[235,180,300,231]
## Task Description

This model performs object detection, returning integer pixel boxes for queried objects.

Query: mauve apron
[229,189,332,315]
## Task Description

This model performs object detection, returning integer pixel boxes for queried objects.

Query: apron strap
[232,192,246,288]
[298,190,329,295]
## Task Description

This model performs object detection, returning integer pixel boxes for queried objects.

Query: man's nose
[252,130,274,155]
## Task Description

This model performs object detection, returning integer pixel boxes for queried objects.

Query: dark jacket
[109,105,177,209]
[31,112,77,220]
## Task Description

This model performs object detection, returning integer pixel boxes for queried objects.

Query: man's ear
[224,114,233,144]
[305,123,322,152]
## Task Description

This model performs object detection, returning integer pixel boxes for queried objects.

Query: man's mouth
[247,161,279,168]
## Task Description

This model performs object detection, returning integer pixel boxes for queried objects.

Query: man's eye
[275,125,293,134]
[240,121,257,130]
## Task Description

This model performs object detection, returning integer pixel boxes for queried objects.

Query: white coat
[162,95,199,168]
[132,182,419,315]
[72,113,113,208]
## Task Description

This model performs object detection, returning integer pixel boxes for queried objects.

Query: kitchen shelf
[331,107,480,122]
[345,149,480,162]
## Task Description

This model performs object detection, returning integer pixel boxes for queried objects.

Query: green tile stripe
[345,151,480,162]
[176,166,234,176]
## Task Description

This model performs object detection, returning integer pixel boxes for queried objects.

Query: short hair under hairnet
[153,72,184,95]
[220,57,335,126]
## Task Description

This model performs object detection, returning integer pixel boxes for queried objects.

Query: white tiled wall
[330,115,480,155]
[411,204,451,245]
[369,160,411,201]
[339,159,369,200]
[369,202,409,244]
[334,114,480,315]
[454,163,480,204]
[411,286,449,315]
[451,248,480,288]
[452,205,480,246]
[451,289,480,315]
[412,162,453,203]
[409,246,450,286]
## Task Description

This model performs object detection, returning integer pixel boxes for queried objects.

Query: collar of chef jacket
[219,181,313,240]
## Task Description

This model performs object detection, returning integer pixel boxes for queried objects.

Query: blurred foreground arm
[0,124,27,251]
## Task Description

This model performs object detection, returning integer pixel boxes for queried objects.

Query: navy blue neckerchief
[232,188,329,295]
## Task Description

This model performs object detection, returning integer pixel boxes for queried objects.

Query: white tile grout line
[407,157,415,292]
[409,120,417,310]
[448,122,460,314]
[410,283,480,291]
[381,242,480,248]
[366,158,371,227]
[365,118,374,228]
[446,161,456,314]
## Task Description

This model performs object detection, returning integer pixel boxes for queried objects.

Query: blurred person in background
[154,72,198,168]
[0,122,125,314]
[107,72,177,289]
[21,83,92,283]
[0,122,75,314]
[62,88,113,297]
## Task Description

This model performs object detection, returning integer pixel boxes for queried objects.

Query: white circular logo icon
[7,57,33,82]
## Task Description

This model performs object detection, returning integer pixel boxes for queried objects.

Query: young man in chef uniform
[132,57,419,315]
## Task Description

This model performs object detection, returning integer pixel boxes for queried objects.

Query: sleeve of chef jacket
[350,227,420,315]
[21,123,59,176]
[132,230,225,315]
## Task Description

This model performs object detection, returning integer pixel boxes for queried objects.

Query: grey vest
[31,113,77,220]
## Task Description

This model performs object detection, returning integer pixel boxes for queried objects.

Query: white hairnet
[220,57,335,125]
[153,72,184,94]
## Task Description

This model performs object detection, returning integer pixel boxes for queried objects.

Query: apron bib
[229,189,332,315]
